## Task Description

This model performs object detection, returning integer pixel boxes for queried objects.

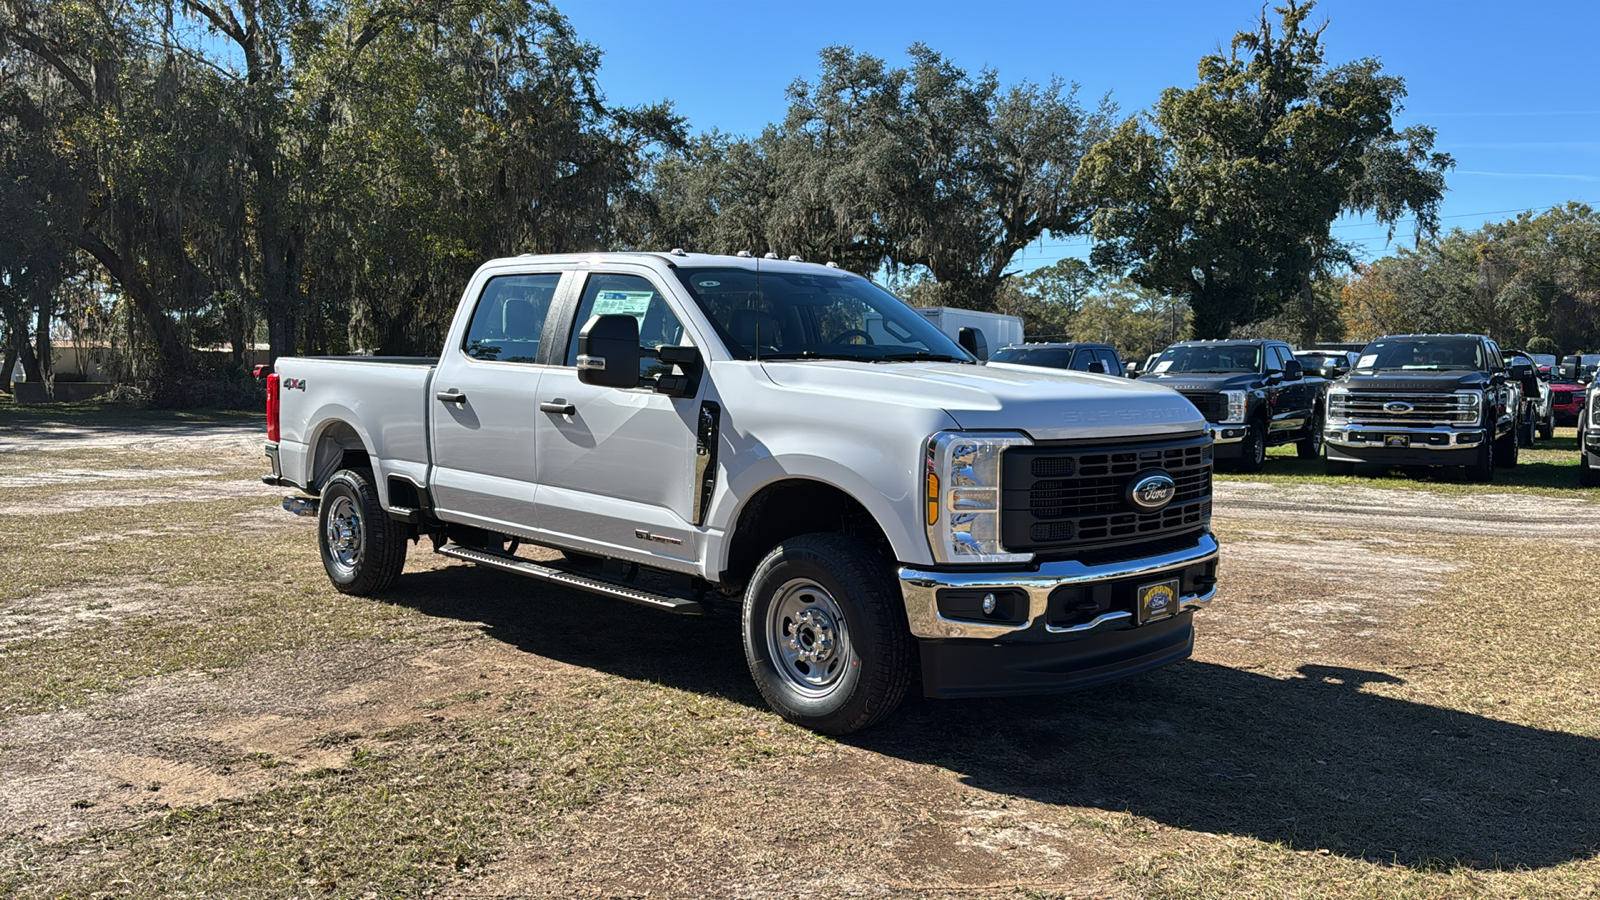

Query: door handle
[540,399,575,416]
[436,389,467,405]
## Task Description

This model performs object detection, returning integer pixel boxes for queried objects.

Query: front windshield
[1150,344,1261,375]
[672,267,971,363]
[1356,338,1484,372]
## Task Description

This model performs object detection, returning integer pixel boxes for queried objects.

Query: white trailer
[913,307,1023,360]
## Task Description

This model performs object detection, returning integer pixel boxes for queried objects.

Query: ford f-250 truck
[1136,339,1328,471]
[262,252,1219,733]
[1324,334,1529,481]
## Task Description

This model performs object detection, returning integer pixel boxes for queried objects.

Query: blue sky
[564,0,1600,272]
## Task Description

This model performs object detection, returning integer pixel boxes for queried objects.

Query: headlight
[1456,389,1483,425]
[924,431,1034,565]
[1326,385,1349,424]
[1222,391,1247,424]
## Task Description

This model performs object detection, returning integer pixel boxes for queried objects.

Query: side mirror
[654,344,701,397]
[1087,360,1107,375]
[957,327,988,361]
[1284,359,1304,381]
[1265,370,1284,385]
[1560,363,1579,381]
[577,314,641,389]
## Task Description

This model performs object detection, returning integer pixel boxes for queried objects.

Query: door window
[462,273,561,363]
[1094,349,1122,376]
[566,273,687,382]
[1069,349,1097,371]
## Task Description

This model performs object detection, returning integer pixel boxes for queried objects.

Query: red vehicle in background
[1550,354,1597,426]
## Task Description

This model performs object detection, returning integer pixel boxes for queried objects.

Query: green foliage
[1080,0,1451,338]
[631,44,1114,310]
[1341,203,1600,352]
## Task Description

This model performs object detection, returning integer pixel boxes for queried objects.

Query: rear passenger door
[429,269,568,534]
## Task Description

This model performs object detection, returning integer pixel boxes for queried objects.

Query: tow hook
[282,495,320,517]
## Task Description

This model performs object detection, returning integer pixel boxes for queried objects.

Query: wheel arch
[716,476,896,592]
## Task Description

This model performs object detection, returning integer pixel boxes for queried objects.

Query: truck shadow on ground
[387,567,1600,871]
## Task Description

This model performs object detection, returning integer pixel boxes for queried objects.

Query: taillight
[266,372,280,442]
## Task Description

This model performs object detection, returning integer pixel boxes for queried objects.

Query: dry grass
[2,403,1597,898]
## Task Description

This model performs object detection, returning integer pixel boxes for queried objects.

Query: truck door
[531,269,702,569]
[429,270,566,533]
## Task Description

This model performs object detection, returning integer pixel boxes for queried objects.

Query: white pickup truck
[263,251,1219,733]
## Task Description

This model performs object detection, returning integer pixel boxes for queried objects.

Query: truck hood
[1342,371,1492,391]
[759,360,1205,440]
[1140,371,1263,391]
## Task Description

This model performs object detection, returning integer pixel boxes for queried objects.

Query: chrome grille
[1330,391,1478,427]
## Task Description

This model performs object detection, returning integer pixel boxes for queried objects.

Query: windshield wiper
[875,350,968,363]
[758,350,857,361]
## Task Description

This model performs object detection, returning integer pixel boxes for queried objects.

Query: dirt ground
[2,415,1598,898]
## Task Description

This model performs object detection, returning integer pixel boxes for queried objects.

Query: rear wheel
[742,533,913,735]
[1540,409,1555,440]
[318,468,408,596]
[1235,421,1267,472]
[1296,409,1325,459]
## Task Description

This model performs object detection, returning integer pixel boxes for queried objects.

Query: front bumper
[898,532,1218,697]
[1206,423,1248,457]
[1325,425,1484,466]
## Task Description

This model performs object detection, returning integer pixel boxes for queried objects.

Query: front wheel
[742,533,914,734]
[1494,429,1519,467]
[1235,421,1267,472]
[1540,410,1555,440]
[318,468,409,596]
[1297,409,1325,459]
[1465,440,1494,483]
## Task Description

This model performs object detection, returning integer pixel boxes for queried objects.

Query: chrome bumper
[1325,424,1484,450]
[1207,423,1247,444]
[898,532,1219,640]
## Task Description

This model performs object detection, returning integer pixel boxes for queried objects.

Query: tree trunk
[79,231,188,376]
[0,342,15,394]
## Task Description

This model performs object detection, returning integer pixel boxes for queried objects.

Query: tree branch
[7,29,96,103]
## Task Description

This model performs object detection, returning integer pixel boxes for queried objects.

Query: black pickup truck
[1323,334,1530,481]
[1138,339,1328,471]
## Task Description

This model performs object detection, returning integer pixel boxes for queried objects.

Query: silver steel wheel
[765,578,852,697]
[323,495,364,578]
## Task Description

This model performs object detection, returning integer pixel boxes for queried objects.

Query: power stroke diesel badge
[1125,470,1177,512]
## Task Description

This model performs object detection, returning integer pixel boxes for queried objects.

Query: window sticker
[592,290,655,323]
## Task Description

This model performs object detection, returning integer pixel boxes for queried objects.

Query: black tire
[1518,418,1535,448]
[1540,410,1555,441]
[318,468,408,596]
[1325,458,1355,477]
[1297,408,1325,459]
[1465,440,1493,483]
[1581,456,1600,487]
[742,533,914,735]
[1235,420,1267,472]
[1494,428,1519,468]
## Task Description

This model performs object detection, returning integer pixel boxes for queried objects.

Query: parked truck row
[261,252,1597,735]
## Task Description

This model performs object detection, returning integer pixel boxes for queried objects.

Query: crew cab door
[531,268,703,568]
[429,268,569,533]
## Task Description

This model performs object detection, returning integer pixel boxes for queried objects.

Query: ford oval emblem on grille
[1384,401,1414,413]
[1126,470,1177,512]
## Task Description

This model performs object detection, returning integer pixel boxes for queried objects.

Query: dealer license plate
[1385,434,1410,448]
[1136,578,1180,625]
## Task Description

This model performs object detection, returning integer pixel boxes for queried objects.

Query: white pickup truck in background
[263,251,1219,733]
